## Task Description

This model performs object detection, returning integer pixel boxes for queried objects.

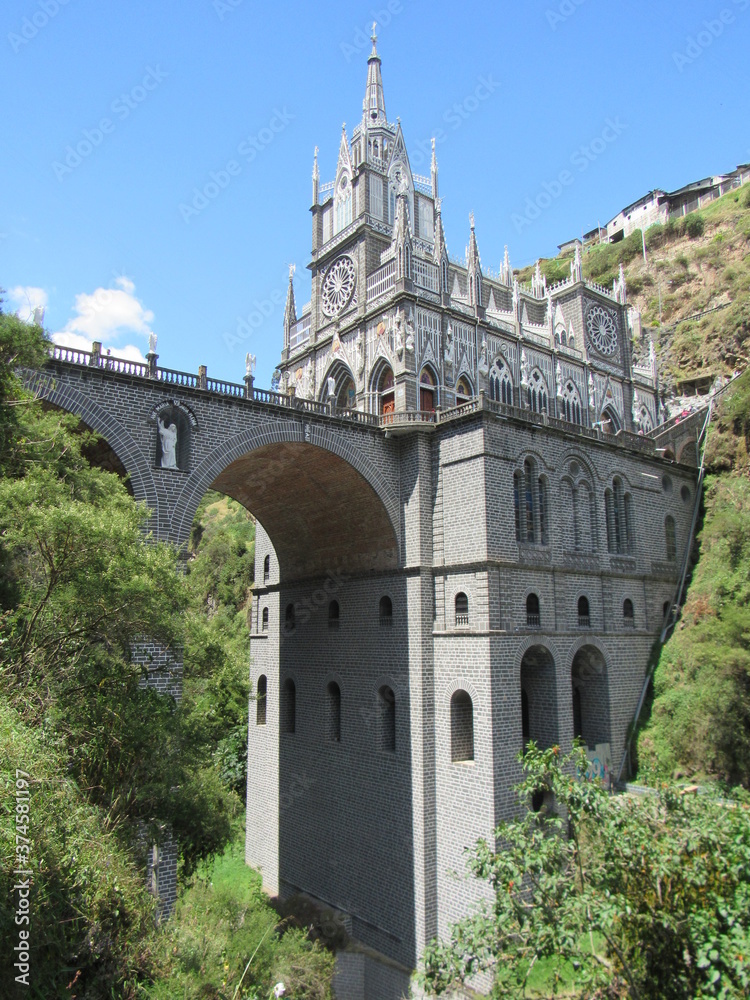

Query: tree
[419,744,750,999]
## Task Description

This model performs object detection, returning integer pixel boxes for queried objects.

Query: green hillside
[515,184,750,391]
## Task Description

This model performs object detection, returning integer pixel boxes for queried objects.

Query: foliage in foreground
[636,371,750,787]
[143,829,335,1000]
[419,744,750,999]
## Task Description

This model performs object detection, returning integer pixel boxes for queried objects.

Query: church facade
[245,35,696,999]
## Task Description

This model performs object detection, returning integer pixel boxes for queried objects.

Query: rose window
[321,256,356,317]
[585,305,618,356]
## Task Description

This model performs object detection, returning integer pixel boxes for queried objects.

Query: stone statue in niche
[405,318,414,354]
[158,416,178,469]
[444,325,455,367]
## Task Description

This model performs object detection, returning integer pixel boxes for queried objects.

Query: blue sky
[2,0,749,387]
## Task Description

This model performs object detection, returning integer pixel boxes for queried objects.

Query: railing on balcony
[526,613,541,628]
[289,315,311,354]
[366,259,396,302]
[412,259,439,293]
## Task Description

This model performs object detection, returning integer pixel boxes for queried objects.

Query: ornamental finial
[371,21,377,45]
[289,263,296,281]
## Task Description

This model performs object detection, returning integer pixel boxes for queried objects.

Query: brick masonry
[27,359,699,996]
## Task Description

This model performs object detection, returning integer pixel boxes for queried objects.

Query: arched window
[281,679,296,734]
[665,516,677,561]
[378,365,395,417]
[263,554,270,583]
[601,406,621,434]
[326,682,341,742]
[577,595,590,627]
[526,593,540,627]
[334,174,352,234]
[441,259,449,292]
[379,595,393,627]
[528,369,549,414]
[513,471,522,541]
[524,459,536,542]
[256,675,267,726]
[455,376,472,404]
[455,592,469,626]
[606,477,631,555]
[561,380,582,425]
[378,686,396,752]
[261,607,269,631]
[623,598,634,626]
[328,600,340,630]
[450,690,474,763]
[489,359,513,406]
[419,367,436,412]
[284,603,295,633]
[538,476,549,546]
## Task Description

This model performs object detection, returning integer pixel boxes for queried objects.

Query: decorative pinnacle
[371,21,377,45]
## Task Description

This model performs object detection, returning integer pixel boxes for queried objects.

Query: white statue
[520,348,530,389]
[245,352,256,377]
[327,376,336,399]
[478,339,488,376]
[148,332,158,355]
[158,416,178,469]
[444,326,455,366]
[405,319,414,354]
[394,310,405,358]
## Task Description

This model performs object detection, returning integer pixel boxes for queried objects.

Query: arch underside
[211,442,399,582]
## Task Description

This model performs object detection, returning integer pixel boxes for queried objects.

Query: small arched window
[256,675,267,726]
[261,607,269,631]
[281,679,296,734]
[455,592,469,627]
[577,595,590,628]
[526,593,540,627]
[263,554,270,583]
[665,516,677,562]
[284,603,295,633]
[327,682,341,742]
[450,690,474,763]
[379,595,393,627]
[328,600,340,630]
[623,598,634,626]
[378,686,396,752]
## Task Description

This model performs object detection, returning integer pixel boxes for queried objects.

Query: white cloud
[55,276,154,343]
[51,276,153,363]
[8,285,48,322]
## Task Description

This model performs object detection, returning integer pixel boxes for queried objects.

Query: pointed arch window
[263,554,270,583]
[561,380,582,425]
[261,607,269,631]
[528,369,549,414]
[441,260,449,293]
[456,376,472,404]
[489,359,513,406]
[369,174,383,220]
[419,367,436,412]
[334,174,352,234]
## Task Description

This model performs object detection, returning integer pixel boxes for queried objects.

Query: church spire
[283,264,297,338]
[364,22,387,124]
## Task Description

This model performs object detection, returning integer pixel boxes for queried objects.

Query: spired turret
[364,24,387,125]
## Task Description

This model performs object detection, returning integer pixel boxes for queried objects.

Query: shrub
[683,212,705,238]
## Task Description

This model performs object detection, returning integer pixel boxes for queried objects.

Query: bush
[419,744,750,1000]
[743,184,750,208]
[683,212,705,238]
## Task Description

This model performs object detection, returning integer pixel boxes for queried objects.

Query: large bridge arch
[25,370,159,518]
[173,419,401,582]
